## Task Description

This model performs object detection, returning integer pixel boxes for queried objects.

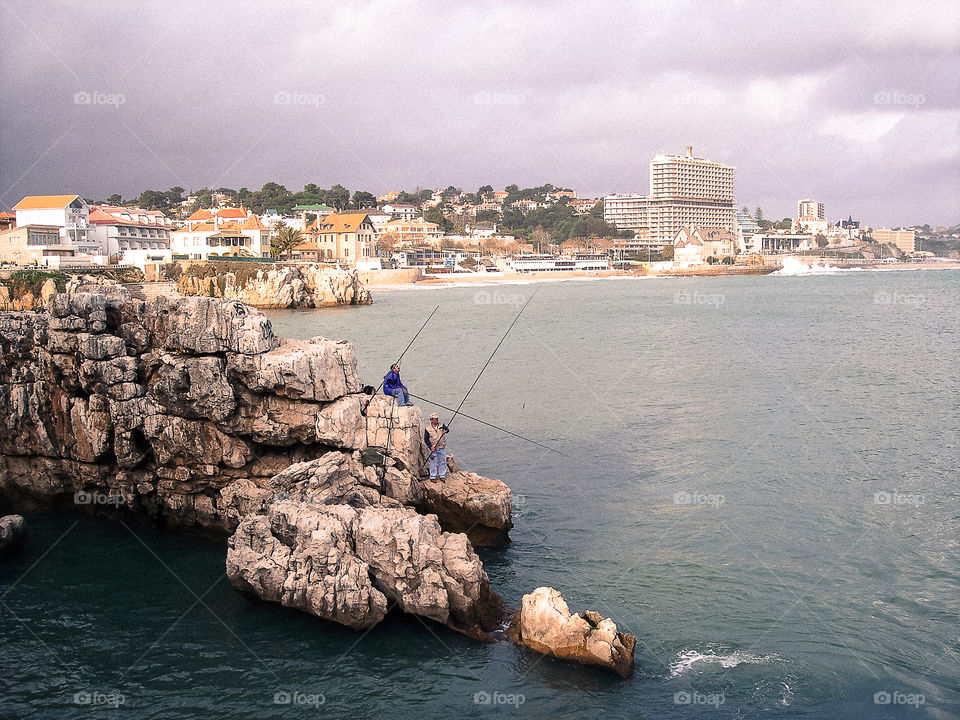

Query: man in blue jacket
[383,364,413,406]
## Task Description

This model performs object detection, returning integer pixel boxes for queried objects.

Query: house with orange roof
[8,195,99,265]
[378,218,442,246]
[0,212,15,232]
[294,213,376,264]
[170,207,271,260]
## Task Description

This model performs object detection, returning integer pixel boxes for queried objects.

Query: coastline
[365,260,960,292]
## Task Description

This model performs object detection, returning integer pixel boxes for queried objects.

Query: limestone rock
[419,464,513,547]
[149,296,278,355]
[0,514,26,555]
[509,587,636,678]
[364,394,426,472]
[227,337,361,401]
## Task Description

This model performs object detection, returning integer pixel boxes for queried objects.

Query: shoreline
[366,261,960,292]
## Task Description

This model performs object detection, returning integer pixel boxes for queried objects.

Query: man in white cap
[424,413,450,480]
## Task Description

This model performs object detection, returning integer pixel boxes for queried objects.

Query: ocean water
[2,269,958,719]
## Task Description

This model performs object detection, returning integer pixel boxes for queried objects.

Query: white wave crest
[669,649,776,677]
[772,257,854,276]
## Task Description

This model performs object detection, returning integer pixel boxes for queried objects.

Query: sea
[2,267,958,719]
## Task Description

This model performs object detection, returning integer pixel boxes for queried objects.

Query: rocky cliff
[0,290,633,670]
[175,263,372,308]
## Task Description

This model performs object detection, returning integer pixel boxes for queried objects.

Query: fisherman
[424,413,450,480]
[382,363,413,406]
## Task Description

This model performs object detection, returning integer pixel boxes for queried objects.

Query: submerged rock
[0,514,25,555]
[509,587,636,678]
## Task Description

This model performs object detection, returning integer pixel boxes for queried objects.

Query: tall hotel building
[604,146,736,241]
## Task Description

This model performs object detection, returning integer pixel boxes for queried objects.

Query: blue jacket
[383,370,406,396]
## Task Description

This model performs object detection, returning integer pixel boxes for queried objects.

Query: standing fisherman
[383,364,413,406]
[424,413,450,480]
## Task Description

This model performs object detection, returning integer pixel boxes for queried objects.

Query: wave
[669,649,778,677]
[771,257,862,276]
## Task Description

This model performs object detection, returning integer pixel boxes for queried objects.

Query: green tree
[137,190,168,210]
[271,226,303,259]
[352,190,376,209]
[815,233,828,248]
[106,193,122,205]
[755,206,764,223]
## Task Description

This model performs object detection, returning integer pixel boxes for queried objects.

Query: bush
[162,263,182,281]
[5,269,68,297]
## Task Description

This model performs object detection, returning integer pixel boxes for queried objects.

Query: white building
[12,195,99,260]
[170,207,270,259]
[794,199,828,235]
[87,206,173,269]
[604,147,736,241]
[381,203,419,220]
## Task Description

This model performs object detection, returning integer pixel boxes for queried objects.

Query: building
[604,147,736,241]
[86,205,173,269]
[673,226,736,263]
[736,210,761,253]
[297,212,377,264]
[170,207,270,259]
[794,199,828,235]
[0,212,15,231]
[12,194,99,259]
[570,198,599,215]
[507,253,610,272]
[0,225,80,267]
[754,233,813,253]
[378,218,443,245]
[381,204,418,220]
[603,194,649,232]
[873,228,916,254]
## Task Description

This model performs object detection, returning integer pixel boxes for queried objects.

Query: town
[1,146,956,279]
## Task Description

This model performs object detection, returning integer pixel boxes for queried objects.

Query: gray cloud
[1,0,957,226]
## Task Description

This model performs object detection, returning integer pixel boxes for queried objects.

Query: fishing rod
[364,304,440,413]
[448,285,540,429]
[408,392,568,457]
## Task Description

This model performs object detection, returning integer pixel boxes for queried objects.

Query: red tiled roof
[13,194,80,210]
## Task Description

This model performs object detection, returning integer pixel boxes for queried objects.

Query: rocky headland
[0,290,633,673]
[173,262,372,308]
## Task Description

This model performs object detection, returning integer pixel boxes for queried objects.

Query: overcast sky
[1,0,957,226]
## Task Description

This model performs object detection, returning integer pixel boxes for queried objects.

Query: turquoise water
[2,269,958,718]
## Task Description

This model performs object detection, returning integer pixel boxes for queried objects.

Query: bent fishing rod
[408,391,568,457]
[447,284,541,431]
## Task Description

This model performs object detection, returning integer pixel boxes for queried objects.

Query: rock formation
[175,263,372,308]
[0,514,25,555]
[0,290,635,672]
[509,587,637,677]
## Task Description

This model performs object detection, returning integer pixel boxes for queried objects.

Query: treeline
[92,181,629,241]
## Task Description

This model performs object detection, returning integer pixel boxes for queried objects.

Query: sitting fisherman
[424,412,450,480]
[383,364,413,406]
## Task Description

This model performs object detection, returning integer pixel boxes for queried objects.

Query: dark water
[2,269,958,719]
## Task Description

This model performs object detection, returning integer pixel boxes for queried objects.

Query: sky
[1,0,958,227]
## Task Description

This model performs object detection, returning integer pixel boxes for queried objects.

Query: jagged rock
[149,296,278,356]
[227,337,361,402]
[419,461,513,547]
[364,394,426,473]
[269,452,396,509]
[227,500,508,639]
[509,587,636,678]
[0,514,26,555]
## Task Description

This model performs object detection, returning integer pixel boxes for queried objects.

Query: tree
[478,184,493,197]
[352,191,376,209]
[775,218,793,230]
[475,209,500,224]
[106,194,122,205]
[166,186,185,207]
[375,232,399,257]
[326,184,350,210]
[271,226,303,259]
[424,206,453,234]
[137,190,168,210]
[815,233,828,248]
[531,225,551,253]
[755,206,764,223]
